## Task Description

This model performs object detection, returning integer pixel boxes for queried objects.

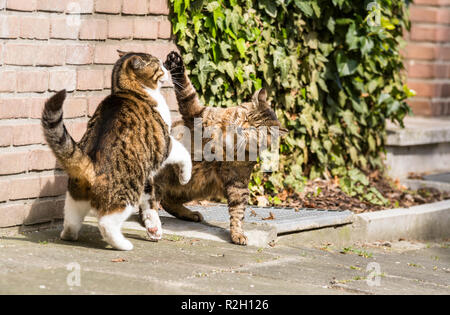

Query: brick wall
[0,0,179,227]
[404,0,450,116]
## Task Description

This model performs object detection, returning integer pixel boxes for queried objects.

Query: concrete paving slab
[176,205,354,234]
[0,225,448,295]
[85,205,353,248]
[424,172,450,184]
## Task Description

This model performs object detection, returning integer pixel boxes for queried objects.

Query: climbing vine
[170,0,414,205]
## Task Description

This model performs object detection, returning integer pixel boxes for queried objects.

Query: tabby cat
[41,52,192,250]
[146,51,287,245]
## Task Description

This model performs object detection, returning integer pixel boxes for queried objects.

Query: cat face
[116,50,168,90]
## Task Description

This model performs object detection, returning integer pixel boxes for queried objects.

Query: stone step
[385,116,450,178]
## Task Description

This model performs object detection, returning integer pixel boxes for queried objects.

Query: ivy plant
[169,0,413,206]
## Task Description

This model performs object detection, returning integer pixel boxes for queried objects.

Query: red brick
[64,98,87,118]
[404,43,437,60]
[410,24,450,42]
[438,46,450,60]
[0,178,9,201]
[77,69,104,90]
[66,44,94,65]
[20,16,50,39]
[158,18,171,39]
[120,42,147,54]
[65,120,87,142]
[49,69,77,92]
[28,148,57,171]
[23,198,65,225]
[0,98,30,119]
[0,203,27,227]
[29,98,47,119]
[95,0,122,13]
[0,151,28,175]
[104,68,112,89]
[148,0,170,15]
[108,17,133,39]
[9,175,41,200]
[37,0,69,12]
[122,0,147,15]
[407,61,450,79]
[0,70,16,92]
[145,42,177,60]
[12,123,45,146]
[16,71,48,92]
[413,0,450,5]
[410,6,450,25]
[67,0,94,13]
[0,15,20,38]
[161,88,177,111]
[79,19,107,40]
[87,95,105,116]
[4,43,37,65]
[407,80,449,98]
[0,125,12,147]
[50,16,79,39]
[39,173,68,197]
[134,18,158,39]
[94,44,120,64]
[35,44,66,66]
[6,0,37,11]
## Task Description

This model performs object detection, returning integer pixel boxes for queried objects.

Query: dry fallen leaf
[250,209,258,217]
[111,258,127,263]
[262,212,275,221]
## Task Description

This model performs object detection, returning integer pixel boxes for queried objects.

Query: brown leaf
[262,212,275,221]
[111,258,127,263]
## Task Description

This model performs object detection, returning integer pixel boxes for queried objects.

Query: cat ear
[252,88,270,110]
[117,50,128,58]
[129,55,145,70]
[252,88,267,105]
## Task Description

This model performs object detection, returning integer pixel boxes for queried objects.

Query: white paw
[178,168,191,185]
[60,227,78,241]
[143,210,163,241]
[114,239,134,251]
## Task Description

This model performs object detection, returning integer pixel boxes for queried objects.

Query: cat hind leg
[98,206,134,251]
[60,192,90,241]
[161,199,203,222]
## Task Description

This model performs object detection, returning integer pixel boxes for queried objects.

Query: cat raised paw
[164,51,184,74]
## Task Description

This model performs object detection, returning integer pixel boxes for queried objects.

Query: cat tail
[41,90,96,186]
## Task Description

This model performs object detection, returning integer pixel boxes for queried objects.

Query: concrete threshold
[83,199,450,248]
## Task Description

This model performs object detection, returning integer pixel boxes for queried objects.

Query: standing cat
[146,51,287,245]
[41,52,192,250]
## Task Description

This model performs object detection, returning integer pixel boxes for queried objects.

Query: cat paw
[113,239,134,251]
[230,232,248,246]
[178,159,192,185]
[178,170,191,185]
[191,211,204,222]
[60,227,78,241]
[164,51,184,74]
[142,210,163,241]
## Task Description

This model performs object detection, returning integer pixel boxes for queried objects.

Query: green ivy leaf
[235,38,247,58]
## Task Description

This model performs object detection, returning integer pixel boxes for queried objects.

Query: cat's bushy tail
[41,90,95,186]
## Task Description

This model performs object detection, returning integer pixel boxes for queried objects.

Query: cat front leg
[225,183,249,246]
[139,183,163,241]
[162,136,192,185]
